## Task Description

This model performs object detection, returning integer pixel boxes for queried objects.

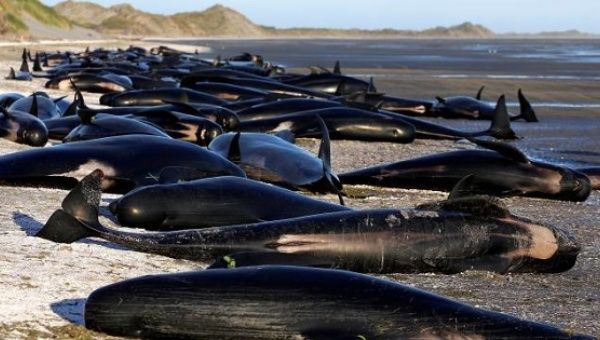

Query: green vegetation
[0,12,27,35]
[0,0,72,36]
[17,0,72,28]
[53,1,496,38]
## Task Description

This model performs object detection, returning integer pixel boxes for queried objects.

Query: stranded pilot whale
[83,266,593,339]
[63,112,171,143]
[108,176,349,230]
[238,107,416,143]
[339,138,592,201]
[38,171,580,274]
[209,116,344,201]
[0,107,48,146]
[433,87,539,122]
[0,135,244,193]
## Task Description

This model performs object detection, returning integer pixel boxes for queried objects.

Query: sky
[40,0,600,34]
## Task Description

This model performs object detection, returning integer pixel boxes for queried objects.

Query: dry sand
[0,45,599,339]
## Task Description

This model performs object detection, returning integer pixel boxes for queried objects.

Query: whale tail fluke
[488,95,517,140]
[517,89,538,122]
[36,170,104,243]
[36,210,97,244]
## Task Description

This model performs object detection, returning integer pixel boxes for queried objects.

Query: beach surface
[0,39,599,338]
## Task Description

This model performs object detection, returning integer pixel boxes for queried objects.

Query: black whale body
[109,176,349,230]
[0,135,245,193]
[339,138,592,202]
[37,170,580,275]
[83,266,593,339]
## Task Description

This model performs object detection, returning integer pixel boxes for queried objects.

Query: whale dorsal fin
[333,60,341,75]
[6,67,16,80]
[435,96,446,104]
[467,137,529,164]
[367,77,376,93]
[517,89,538,122]
[29,93,38,116]
[19,49,30,73]
[476,86,485,100]
[77,108,96,124]
[316,115,345,205]
[227,132,242,162]
[488,95,517,140]
[334,80,347,96]
[33,52,43,72]
[316,115,331,171]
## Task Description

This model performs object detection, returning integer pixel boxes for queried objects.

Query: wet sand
[0,40,599,338]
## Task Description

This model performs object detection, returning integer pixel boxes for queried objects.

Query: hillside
[0,0,69,36]
[2,1,591,40]
[54,1,495,38]
[54,1,268,37]
[0,0,103,39]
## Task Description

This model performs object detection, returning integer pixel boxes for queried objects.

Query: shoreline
[0,42,598,338]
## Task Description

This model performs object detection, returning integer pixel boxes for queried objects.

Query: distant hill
[265,22,494,38]
[54,1,267,37]
[54,1,495,38]
[0,1,594,40]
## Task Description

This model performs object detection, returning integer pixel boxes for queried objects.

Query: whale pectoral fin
[467,137,529,164]
[157,166,210,184]
[448,174,480,200]
[207,252,330,269]
[302,329,372,340]
[36,209,97,244]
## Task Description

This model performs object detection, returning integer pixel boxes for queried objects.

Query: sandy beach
[0,40,599,338]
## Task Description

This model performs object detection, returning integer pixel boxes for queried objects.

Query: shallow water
[173,39,600,77]
[164,38,600,168]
